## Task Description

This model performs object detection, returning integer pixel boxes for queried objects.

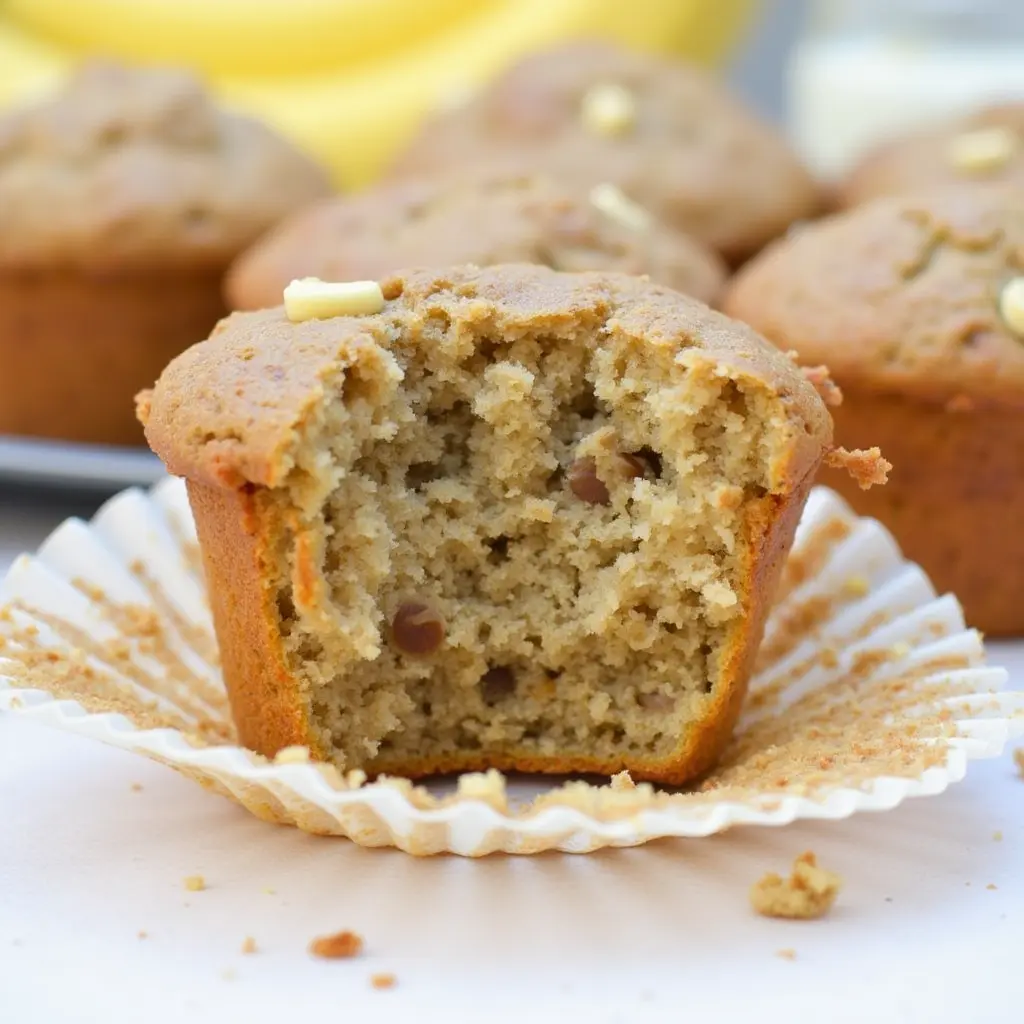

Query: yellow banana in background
[0,0,757,188]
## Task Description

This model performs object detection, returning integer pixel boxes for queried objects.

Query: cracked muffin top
[388,41,821,264]
[724,185,1024,404]
[225,171,727,311]
[0,61,332,271]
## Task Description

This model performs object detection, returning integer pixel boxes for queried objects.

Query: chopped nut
[589,182,650,231]
[370,973,397,990]
[637,691,675,712]
[241,936,258,955]
[947,126,1018,173]
[310,930,364,959]
[568,457,610,504]
[274,745,311,764]
[391,600,446,656]
[998,277,1024,337]
[183,875,206,892]
[284,278,385,322]
[824,446,891,490]
[480,666,516,704]
[580,83,636,137]
[750,852,842,920]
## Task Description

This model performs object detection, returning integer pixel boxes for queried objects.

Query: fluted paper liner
[1,479,1021,855]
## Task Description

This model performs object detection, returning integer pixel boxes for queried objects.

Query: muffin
[226,172,727,311]
[389,42,821,264]
[840,102,1024,209]
[0,61,331,446]
[725,185,1024,634]
[140,263,832,784]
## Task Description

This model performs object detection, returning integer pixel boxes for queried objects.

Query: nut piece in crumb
[309,930,364,959]
[284,278,385,322]
[370,973,397,990]
[274,744,311,764]
[390,599,446,656]
[580,83,636,137]
[183,874,206,892]
[568,456,610,505]
[998,277,1024,338]
[241,936,258,955]
[589,182,651,231]
[947,126,1018,173]
[750,851,842,920]
[824,446,891,490]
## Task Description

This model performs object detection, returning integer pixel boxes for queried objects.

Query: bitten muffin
[388,42,821,264]
[226,172,726,311]
[725,185,1024,635]
[840,102,1024,209]
[0,61,331,446]
[140,263,832,784]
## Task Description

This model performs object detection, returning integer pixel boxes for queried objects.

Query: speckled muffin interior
[389,42,821,263]
[226,171,726,311]
[142,265,830,782]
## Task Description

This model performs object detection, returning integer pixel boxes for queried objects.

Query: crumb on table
[130,783,143,792]
[183,875,206,892]
[309,930,364,959]
[137,931,148,940]
[1015,748,1024,776]
[370,973,397,990]
[750,851,842,920]
[993,830,1003,842]
[241,936,257,954]
[776,948,797,961]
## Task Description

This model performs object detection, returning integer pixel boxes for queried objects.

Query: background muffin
[389,41,821,265]
[0,61,331,446]
[226,172,727,311]
[840,103,1024,209]
[724,185,1024,635]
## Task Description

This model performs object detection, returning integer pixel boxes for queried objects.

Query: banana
[0,0,755,188]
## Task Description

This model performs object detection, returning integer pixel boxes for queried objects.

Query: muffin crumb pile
[750,852,842,920]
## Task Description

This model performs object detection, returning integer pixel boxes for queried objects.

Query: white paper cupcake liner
[1,478,1021,856]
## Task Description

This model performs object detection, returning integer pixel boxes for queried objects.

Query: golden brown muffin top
[388,42,821,263]
[226,171,727,311]
[0,62,332,271]
[724,185,1024,405]
[141,263,830,491]
[840,103,1024,209]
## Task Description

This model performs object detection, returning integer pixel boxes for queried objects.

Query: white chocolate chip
[283,278,385,322]
[998,276,1024,337]
[580,82,636,137]
[946,126,1018,173]
[589,182,651,231]
[273,744,311,764]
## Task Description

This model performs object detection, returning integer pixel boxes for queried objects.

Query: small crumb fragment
[801,365,843,407]
[993,831,1003,842]
[987,883,998,891]
[130,783,143,792]
[262,887,276,895]
[589,182,650,231]
[241,936,257,955]
[610,770,636,791]
[310,930,364,959]
[1015,748,1024,776]
[750,852,842,920]
[137,931,148,940]
[776,948,797,961]
[221,968,236,982]
[284,278,385,322]
[824,446,891,490]
[580,82,636,137]
[183,875,206,892]
[274,745,311,765]
[947,126,1018,173]
[370,973,397,990]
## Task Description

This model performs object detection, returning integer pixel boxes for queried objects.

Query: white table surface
[1,491,1023,1024]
